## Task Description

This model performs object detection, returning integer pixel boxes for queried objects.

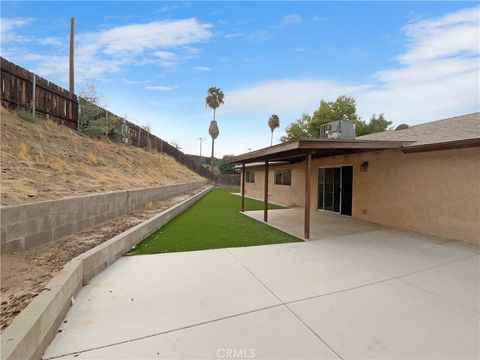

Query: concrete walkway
[44,230,479,359]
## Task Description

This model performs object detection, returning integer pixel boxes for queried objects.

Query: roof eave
[227,139,413,164]
[402,138,480,153]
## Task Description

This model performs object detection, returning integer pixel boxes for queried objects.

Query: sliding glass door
[318,166,352,215]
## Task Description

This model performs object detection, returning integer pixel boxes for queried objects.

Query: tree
[280,95,389,141]
[279,113,311,142]
[308,96,359,137]
[219,154,236,174]
[356,113,392,136]
[206,86,224,171]
[268,114,280,146]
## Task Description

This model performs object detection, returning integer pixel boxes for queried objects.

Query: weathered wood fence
[0,57,239,187]
[1,57,78,128]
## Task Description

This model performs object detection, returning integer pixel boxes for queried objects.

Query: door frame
[317,165,353,215]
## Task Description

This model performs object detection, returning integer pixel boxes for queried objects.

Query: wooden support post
[69,17,74,97]
[241,163,246,212]
[304,152,312,239]
[264,160,269,222]
[32,74,36,117]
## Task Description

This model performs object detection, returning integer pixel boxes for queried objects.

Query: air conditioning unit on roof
[319,120,355,140]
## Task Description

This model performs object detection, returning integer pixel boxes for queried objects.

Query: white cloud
[85,18,211,55]
[37,36,65,46]
[398,6,479,64]
[281,13,302,26]
[225,78,353,116]
[152,51,177,60]
[155,5,179,13]
[374,57,477,85]
[0,17,33,42]
[224,32,244,39]
[4,18,213,82]
[120,78,151,85]
[145,85,179,91]
[193,66,212,72]
[224,6,479,127]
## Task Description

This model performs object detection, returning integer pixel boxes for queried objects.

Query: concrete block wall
[0,180,208,253]
[1,186,213,360]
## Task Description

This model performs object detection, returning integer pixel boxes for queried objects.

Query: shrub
[114,117,129,143]
[16,108,38,123]
[80,119,106,139]
[78,83,129,143]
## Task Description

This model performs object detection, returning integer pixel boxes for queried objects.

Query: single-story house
[229,113,480,244]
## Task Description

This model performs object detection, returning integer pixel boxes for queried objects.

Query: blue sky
[1,1,479,156]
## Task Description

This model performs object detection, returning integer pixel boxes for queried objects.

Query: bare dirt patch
[0,187,207,331]
[0,107,203,205]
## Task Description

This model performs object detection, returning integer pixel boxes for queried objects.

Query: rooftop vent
[395,124,409,130]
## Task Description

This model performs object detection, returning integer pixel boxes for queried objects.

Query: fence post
[32,74,36,117]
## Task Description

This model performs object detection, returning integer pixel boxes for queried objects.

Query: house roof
[357,112,480,146]
[228,113,480,164]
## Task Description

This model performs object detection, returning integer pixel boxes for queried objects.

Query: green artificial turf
[131,187,302,254]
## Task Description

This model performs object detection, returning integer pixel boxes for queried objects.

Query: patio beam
[241,163,245,212]
[264,160,269,222]
[227,139,411,164]
[304,152,312,239]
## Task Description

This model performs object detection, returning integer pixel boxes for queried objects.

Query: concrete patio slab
[44,249,280,358]
[43,227,479,360]
[228,243,389,302]
[243,208,383,240]
[310,229,475,277]
[401,255,480,312]
[49,306,338,359]
[289,279,479,359]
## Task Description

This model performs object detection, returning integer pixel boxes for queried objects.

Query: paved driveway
[44,229,479,359]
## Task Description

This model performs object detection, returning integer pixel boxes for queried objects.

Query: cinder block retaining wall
[1,185,214,360]
[1,180,208,253]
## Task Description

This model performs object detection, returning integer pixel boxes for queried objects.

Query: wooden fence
[215,174,241,187]
[0,57,240,186]
[1,57,78,128]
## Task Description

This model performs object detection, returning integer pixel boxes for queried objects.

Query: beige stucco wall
[241,147,480,244]
[244,164,305,207]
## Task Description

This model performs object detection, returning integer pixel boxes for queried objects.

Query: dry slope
[0,107,203,205]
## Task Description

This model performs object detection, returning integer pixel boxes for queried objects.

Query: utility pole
[69,17,74,97]
[197,137,206,164]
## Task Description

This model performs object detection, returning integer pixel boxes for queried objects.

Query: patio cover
[228,138,411,164]
[227,139,411,239]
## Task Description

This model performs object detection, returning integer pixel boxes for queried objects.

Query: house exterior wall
[241,147,480,244]
[244,164,305,207]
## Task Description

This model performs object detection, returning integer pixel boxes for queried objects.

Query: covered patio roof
[227,138,412,164]
[230,138,412,240]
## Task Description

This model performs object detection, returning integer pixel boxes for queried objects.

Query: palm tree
[206,86,224,171]
[268,114,280,146]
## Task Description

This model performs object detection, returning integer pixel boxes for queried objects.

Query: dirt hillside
[0,107,203,205]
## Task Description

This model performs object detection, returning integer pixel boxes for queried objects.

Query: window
[274,169,291,186]
[245,171,255,183]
